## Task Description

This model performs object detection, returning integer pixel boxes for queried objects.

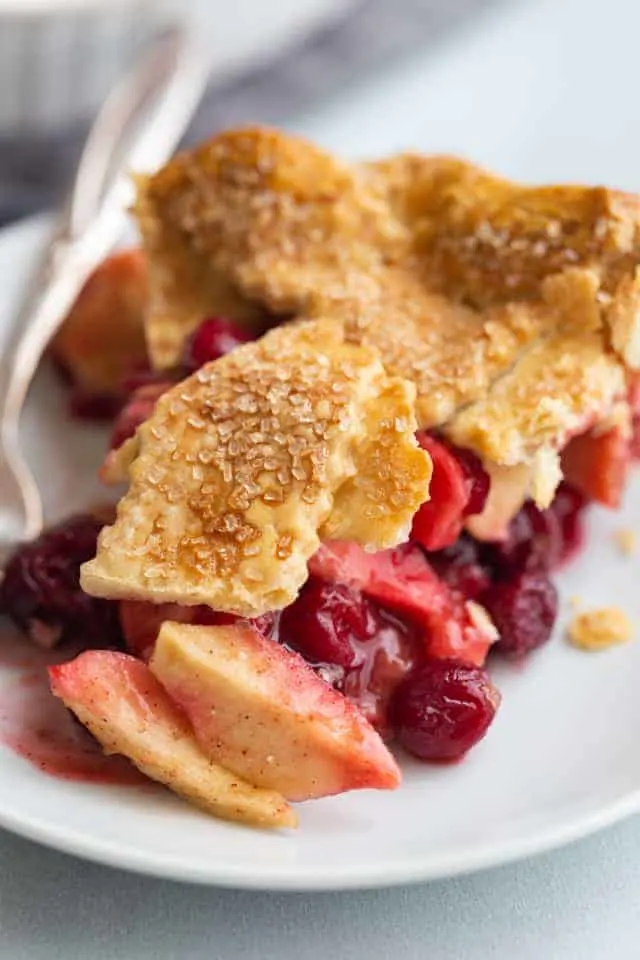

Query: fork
[0,26,208,563]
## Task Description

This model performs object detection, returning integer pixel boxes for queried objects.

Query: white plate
[0,216,638,890]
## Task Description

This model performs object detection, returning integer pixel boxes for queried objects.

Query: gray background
[1,817,638,960]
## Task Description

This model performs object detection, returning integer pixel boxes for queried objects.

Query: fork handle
[0,26,208,546]
[0,243,95,539]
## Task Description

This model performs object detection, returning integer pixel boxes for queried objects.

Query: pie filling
[3,312,632,781]
[2,128,639,829]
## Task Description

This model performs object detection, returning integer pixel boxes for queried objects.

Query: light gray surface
[0,817,638,960]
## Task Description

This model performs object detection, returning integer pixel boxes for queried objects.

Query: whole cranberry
[454,446,491,517]
[548,482,586,564]
[390,659,501,762]
[429,535,492,600]
[68,391,122,422]
[183,316,253,371]
[0,515,121,649]
[489,500,562,574]
[279,577,416,731]
[482,568,558,658]
[279,578,376,669]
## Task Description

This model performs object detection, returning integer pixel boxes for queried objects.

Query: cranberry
[411,433,490,551]
[548,482,586,564]
[310,541,494,667]
[68,391,122,422]
[488,484,587,576]
[279,577,416,730]
[482,568,558,658]
[120,362,179,395]
[390,659,500,761]
[429,535,492,600]
[109,380,173,451]
[280,579,371,669]
[489,500,562,574]
[454,446,490,517]
[0,515,121,649]
[183,316,253,371]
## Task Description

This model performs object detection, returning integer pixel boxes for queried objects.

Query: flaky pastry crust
[134,128,639,497]
[81,319,431,614]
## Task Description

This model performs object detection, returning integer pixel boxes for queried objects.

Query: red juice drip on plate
[0,628,145,786]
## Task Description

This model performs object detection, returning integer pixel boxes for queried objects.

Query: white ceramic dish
[0,215,638,890]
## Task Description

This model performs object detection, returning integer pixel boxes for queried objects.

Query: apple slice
[562,424,631,508]
[119,600,277,660]
[150,622,401,801]
[410,434,471,550]
[49,651,296,829]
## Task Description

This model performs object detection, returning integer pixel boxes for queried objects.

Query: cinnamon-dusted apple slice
[149,621,401,801]
[81,318,431,617]
[49,651,296,829]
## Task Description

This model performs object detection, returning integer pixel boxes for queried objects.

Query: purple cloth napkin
[0,0,506,226]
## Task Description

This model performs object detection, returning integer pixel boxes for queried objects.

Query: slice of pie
[5,127,638,828]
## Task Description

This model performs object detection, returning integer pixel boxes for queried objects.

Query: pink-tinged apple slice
[119,600,278,660]
[410,434,470,550]
[119,601,197,660]
[562,424,631,508]
[118,600,230,660]
[49,651,296,829]
[150,621,401,801]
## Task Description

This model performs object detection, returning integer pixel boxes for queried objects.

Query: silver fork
[0,26,208,562]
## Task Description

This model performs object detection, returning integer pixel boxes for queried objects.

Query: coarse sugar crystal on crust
[81,318,431,615]
[134,127,638,497]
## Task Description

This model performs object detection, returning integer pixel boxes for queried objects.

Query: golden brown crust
[81,318,430,614]
[135,127,637,483]
[446,331,626,467]
[135,181,266,369]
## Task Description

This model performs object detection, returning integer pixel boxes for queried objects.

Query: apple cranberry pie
[2,127,638,830]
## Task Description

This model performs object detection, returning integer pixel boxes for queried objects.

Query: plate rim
[2,784,640,889]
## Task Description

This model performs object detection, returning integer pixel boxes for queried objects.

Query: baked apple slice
[49,651,296,829]
[149,621,401,801]
[562,423,631,507]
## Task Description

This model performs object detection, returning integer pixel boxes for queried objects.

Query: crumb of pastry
[567,607,633,651]
[569,595,582,609]
[613,528,637,557]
